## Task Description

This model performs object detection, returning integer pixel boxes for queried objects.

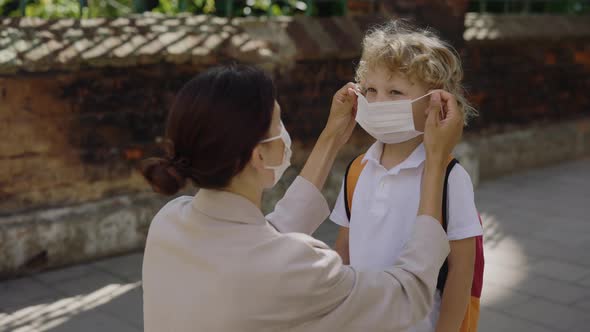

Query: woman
[141,65,464,331]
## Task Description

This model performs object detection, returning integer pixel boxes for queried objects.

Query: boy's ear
[412,98,429,132]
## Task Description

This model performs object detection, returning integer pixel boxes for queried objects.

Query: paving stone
[483,263,530,290]
[0,277,61,309]
[41,310,140,332]
[0,280,141,331]
[573,297,590,311]
[513,237,587,267]
[568,318,590,332]
[34,264,99,284]
[483,242,540,269]
[576,274,590,288]
[480,281,533,311]
[568,250,590,269]
[515,276,590,304]
[91,253,143,282]
[528,259,590,283]
[49,270,127,297]
[97,287,143,328]
[510,297,588,331]
[1,298,77,330]
[478,308,554,332]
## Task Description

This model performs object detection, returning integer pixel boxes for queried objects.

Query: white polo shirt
[330,142,483,332]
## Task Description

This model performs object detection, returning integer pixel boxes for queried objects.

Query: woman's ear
[249,145,265,171]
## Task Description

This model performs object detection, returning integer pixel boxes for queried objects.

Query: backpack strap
[441,158,459,232]
[437,158,460,293]
[344,154,366,220]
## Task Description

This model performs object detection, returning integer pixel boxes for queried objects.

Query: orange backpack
[344,154,484,332]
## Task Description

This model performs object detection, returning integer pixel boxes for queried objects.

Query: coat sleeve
[276,216,450,332]
[265,176,330,235]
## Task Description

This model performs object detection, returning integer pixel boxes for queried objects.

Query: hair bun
[140,157,187,195]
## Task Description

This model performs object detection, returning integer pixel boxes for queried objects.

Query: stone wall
[473,118,590,180]
[1,13,590,277]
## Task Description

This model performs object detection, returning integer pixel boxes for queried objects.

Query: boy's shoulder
[447,162,475,190]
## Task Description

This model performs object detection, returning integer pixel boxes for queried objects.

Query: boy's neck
[380,136,423,170]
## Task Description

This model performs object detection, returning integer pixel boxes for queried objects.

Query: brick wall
[376,0,470,47]
[464,41,590,132]
[0,66,204,214]
[275,59,358,141]
[0,59,357,213]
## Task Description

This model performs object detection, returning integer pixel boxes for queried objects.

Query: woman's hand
[299,83,357,191]
[423,90,464,166]
[322,82,358,147]
[418,90,464,221]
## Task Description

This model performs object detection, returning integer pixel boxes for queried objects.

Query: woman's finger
[425,92,442,129]
[334,82,357,105]
[436,90,463,124]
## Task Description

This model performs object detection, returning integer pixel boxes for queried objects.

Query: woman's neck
[224,175,264,209]
[380,136,423,170]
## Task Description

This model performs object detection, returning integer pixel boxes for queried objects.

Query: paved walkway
[1,158,589,332]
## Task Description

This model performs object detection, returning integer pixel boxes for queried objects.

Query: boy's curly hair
[356,20,477,124]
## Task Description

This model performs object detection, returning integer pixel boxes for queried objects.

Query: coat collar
[192,189,266,225]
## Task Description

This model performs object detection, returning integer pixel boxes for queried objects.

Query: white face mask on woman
[259,121,292,186]
[355,91,434,144]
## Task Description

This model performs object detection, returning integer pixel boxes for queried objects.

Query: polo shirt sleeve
[329,178,350,228]
[446,164,483,241]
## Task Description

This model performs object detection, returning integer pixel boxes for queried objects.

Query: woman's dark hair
[141,65,276,195]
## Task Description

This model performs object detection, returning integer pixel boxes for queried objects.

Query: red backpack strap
[471,215,485,298]
[344,154,366,220]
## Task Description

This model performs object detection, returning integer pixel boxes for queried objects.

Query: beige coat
[143,176,450,332]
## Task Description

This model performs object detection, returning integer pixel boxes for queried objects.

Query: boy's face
[362,66,430,132]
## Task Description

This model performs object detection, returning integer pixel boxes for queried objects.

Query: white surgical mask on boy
[259,121,292,186]
[355,91,435,144]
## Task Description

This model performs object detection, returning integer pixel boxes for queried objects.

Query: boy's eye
[365,88,377,94]
[390,90,404,96]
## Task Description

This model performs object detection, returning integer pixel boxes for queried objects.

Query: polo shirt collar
[363,141,426,175]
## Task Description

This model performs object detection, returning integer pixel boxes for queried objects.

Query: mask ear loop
[356,89,435,105]
[260,122,285,143]
[408,91,440,134]
[410,91,438,103]
[412,91,446,122]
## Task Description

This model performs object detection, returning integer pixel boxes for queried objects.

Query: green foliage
[153,0,215,15]
[24,0,80,18]
[222,0,307,17]
[1,0,135,17]
[545,0,590,14]
[88,0,133,17]
[0,0,317,17]
[4,0,588,18]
